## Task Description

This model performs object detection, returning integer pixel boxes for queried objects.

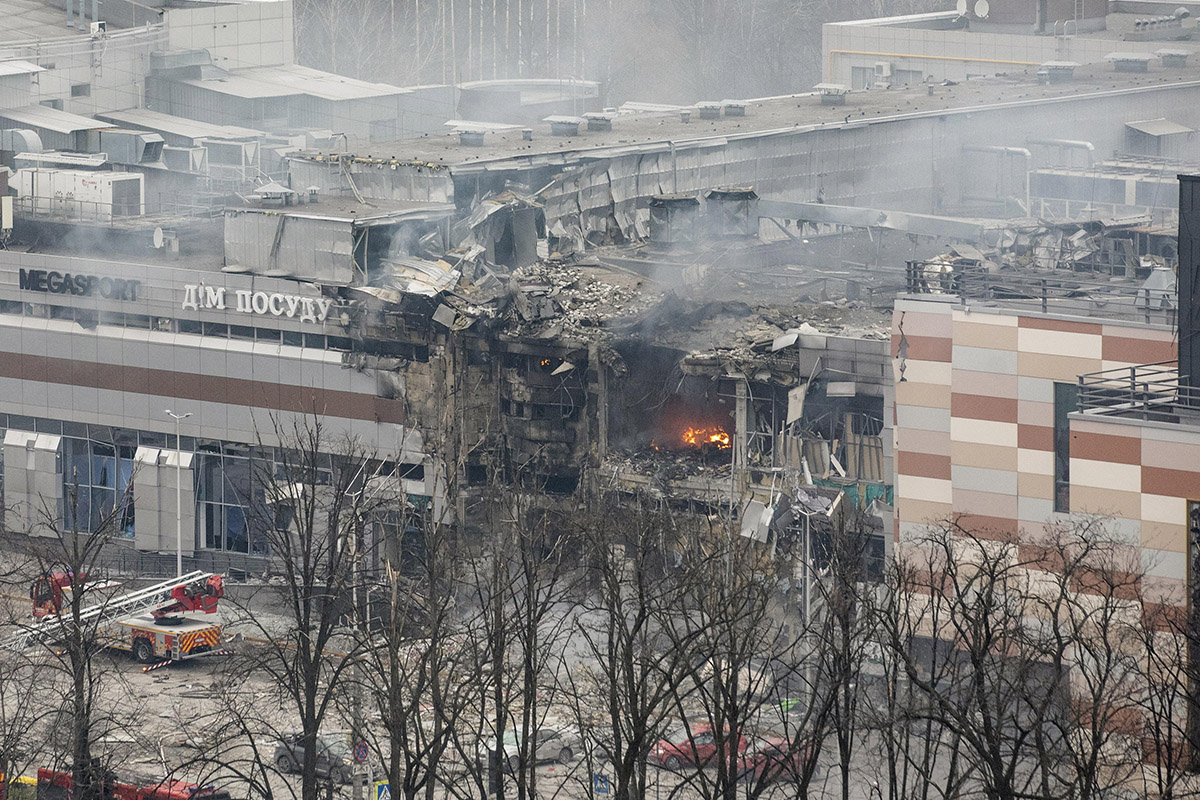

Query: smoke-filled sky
[293,0,943,104]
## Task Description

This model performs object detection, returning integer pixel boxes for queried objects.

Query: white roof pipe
[1026,137,1096,167]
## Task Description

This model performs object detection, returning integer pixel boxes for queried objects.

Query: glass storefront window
[62,437,133,537]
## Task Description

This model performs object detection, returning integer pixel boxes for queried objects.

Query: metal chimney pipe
[1179,175,1200,402]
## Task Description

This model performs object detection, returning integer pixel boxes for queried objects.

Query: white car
[478,726,580,772]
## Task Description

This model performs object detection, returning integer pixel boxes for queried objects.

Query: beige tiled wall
[893,299,1180,557]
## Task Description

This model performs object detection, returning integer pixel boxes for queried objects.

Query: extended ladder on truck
[4,570,221,653]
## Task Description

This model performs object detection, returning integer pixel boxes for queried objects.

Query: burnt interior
[610,342,735,461]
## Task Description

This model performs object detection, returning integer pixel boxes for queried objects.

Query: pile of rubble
[604,443,734,485]
[504,260,663,339]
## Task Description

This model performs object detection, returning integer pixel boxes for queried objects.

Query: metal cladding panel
[223,210,354,284]
[1179,174,1200,396]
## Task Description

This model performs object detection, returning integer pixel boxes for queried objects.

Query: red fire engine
[10,571,227,665]
[36,767,232,800]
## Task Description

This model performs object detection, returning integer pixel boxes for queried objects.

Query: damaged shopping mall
[7,0,1200,573]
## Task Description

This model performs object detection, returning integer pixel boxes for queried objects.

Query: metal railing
[904,260,1177,325]
[1077,361,1200,421]
[14,195,141,224]
[105,545,272,582]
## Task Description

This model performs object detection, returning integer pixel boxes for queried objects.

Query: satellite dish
[153,226,164,249]
[974,0,989,16]
[956,0,968,15]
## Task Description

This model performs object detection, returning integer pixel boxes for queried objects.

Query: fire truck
[36,767,232,800]
[9,571,227,665]
[31,572,120,618]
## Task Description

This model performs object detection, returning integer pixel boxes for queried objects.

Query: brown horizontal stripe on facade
[1142,601,1186,632]
[951,392,1018,423]
[1141,466,1200,500]
[895,334,952,362]
[1100,335,1176,365]
[1017,315,1103,336]
[0,351,405,426]
[947,512,1019,541]
[1070,430,1141,465]
[1017,423,1054,451]
[897,451,952,481]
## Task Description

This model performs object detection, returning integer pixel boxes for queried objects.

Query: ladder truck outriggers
[8,570,228,665]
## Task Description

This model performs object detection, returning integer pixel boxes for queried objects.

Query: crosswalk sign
[375,782,390,800]
[592,774,610,795]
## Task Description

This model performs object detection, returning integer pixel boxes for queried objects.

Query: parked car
[652,723,747,770]
[737,736,814,784]
[274,733,355,784]
[478,726,580,772]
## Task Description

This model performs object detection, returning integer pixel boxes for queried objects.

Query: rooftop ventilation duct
[583,111,615,132]
[723,100,747,117]
[1107,52,1154,71]
[543,115,584,136]
[1158,48,1190,67]
[814,83,850,105]
[87,130,165,164]
[696,102,723,120]
[0,128,42,154]
[648,193,700,246]
[1039,61,1079,83]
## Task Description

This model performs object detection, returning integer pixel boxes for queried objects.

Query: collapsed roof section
[222,195,456,285]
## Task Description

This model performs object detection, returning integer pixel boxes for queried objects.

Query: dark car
[651,723,747,770]
[737,736,815,784]
[274,733,356,784]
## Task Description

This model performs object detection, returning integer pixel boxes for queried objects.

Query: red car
[736,736,814,784]
[652,723,747,770]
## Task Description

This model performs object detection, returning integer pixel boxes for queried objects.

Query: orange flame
[681,426,731,449]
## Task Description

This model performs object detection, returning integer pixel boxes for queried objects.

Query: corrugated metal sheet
[224,210,355,284]
[0,60,43,76]
[1125,118,1193,137]
[94,108,264,144]
[288,159,455,206]
[0,105,110,134]
[180,64,405,101]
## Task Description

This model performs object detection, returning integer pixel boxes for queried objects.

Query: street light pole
[165,410,192,577]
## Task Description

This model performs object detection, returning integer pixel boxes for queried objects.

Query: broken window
[1053,382,1077,512]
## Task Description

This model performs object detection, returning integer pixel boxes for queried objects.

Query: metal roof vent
[723,100,747,117]
[1106,52,1154,72]
[544,115,584,136]
[1158,48,1191,67]
[696,101,723,120]
[254,181,296,207]
[459,130,486,147]
[648,193,701,246]
[679,109,692,123]
[813,83,850,105]
[1039,61,1079,83]
[583,111,615,132]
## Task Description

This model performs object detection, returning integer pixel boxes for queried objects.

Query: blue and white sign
[592,774,610,795]
[375,781,391,800]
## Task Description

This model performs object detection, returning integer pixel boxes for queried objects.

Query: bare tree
[7,478,153,800]
[880,517,1156,800]
[213,418,388,800]
[559,500,691,800]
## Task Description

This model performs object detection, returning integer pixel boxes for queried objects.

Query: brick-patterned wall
[893,296,1178,549]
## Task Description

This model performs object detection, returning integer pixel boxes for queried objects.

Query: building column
[3,430,63,537]
[133,446,195,556]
